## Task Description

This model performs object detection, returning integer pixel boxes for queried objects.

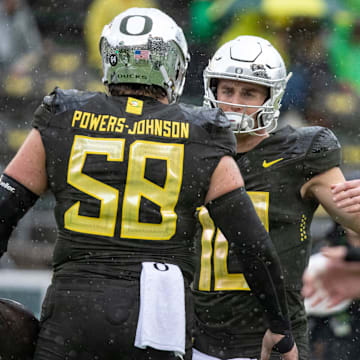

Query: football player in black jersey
[192,35,360,360]
[0,9,296,360]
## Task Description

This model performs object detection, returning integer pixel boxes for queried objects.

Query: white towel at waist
[134,262,186,356]
[193,348,256,360]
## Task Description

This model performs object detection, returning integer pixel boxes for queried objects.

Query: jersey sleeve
[303,127,341,180]
[32,87,101,131]
[32,89,58,131]
[179,103,237,156]
[211,110,237,156]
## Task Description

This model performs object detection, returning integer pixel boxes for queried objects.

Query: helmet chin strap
[250,129,271,137]
[160,65,174,103]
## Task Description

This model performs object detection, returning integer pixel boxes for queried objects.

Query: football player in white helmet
[203,35,290,135]
[192,35,360,360]
[100,7,189,104]
[0,9,299,360]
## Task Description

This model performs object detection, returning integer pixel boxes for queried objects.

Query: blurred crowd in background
[1,0,360,359]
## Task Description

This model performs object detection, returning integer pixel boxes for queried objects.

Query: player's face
[217,79,268,116]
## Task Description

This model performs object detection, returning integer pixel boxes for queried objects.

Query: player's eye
[220,87,233,96]
[242,90,255,97]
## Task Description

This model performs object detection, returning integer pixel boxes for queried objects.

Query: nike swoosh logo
[262,158,284,168]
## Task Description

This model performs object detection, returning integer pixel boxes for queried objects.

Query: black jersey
[192,125,341,359]
[32,88,236,280]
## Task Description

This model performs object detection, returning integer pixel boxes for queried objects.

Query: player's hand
[260,329,298,360]
[301,252,328,303]
[302,254,360,307]
[321,246,347,261]
[331,180,360,213]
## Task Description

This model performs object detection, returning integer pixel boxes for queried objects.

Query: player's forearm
[206,187,291,333]
[0,174,38,256]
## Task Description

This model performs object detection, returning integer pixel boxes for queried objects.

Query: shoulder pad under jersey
[301,126,341,179]
[178,103,231,129]
[32,87,104,130]
[178,103,236,154]
[43,87,103,114]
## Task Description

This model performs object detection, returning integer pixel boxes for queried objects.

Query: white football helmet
[100,8,190,104]
[204,35,291,134]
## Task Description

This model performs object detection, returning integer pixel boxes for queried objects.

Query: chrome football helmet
[204,35,291,134]
[100,8,190,104]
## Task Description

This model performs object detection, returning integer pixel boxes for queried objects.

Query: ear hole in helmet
[210,78,218,98]
[175,60,180,81]
[264,87,271,104]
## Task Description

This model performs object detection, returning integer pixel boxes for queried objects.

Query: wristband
[345,247,360,262]
[273,330,295,354]
[0,174,38,253]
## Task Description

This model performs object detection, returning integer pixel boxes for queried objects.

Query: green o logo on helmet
[119,15,153,36]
